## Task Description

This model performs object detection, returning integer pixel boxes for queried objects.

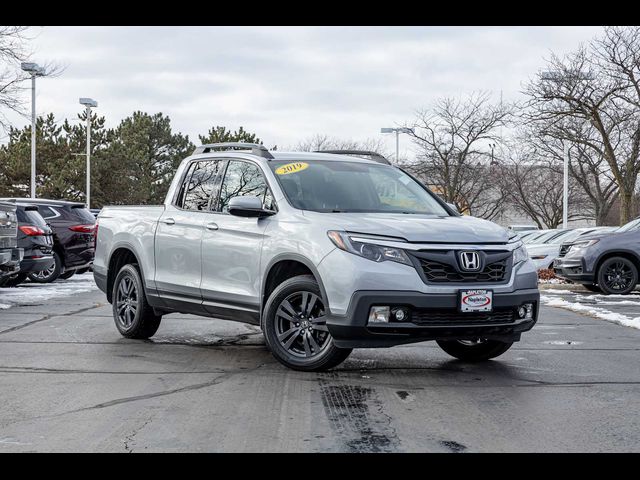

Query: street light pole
[21,62,45,198]
[563,142,569,229]
[79,98,98,209]
[30,75,36,198]
[381,127,414,164]
[540,69,593,229]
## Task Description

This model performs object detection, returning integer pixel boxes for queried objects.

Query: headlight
[567,239,599,255]
[327,231,412,266]
[512,243,528,264]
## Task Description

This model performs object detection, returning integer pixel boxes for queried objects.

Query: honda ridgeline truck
[94,143,540,371]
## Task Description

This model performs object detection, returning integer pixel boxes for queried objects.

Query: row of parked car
[0,198,96,288]
[515,219,640,294]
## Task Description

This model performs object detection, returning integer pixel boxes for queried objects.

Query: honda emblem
[459,251,480,271]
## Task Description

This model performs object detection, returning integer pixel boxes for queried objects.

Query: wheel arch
[106,244,147,303]
[594,250,640,281]
[261,253,329,316]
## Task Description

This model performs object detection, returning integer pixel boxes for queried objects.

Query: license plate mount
[459,289,493,312]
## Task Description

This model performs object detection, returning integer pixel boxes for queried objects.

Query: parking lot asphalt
[0,281,639,452]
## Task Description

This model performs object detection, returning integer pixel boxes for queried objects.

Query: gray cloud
[3,26,603,156]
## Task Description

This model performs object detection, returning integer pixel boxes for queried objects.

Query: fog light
[393,308,407,321]
[518,303,534,319]
[369,306,390,323]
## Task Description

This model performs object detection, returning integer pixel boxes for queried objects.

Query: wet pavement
[0,284,639,452]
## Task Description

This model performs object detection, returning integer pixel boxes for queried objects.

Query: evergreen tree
[104,112,194,204]
[198,126,261,145]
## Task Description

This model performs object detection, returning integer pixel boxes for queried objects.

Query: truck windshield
[269,160,449,215]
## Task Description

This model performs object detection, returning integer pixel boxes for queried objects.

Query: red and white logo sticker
[460,290,492,312]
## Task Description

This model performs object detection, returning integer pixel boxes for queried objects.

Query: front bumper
[553,257,594,283]
[326,289,540,348]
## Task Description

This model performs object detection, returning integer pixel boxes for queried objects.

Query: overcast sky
[4,26,603,157]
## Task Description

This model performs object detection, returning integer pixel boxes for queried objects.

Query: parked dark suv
[1,199,96,283]
[0,203,55,287]
[554,218,640,294]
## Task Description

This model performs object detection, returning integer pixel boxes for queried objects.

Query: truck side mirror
[228,196,275,218]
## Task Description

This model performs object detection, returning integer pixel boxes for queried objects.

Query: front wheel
[582,283,601,293]
[437,339,513,362]
[262,275,352,371]
[597,257,638,295]
[59,270,75,280]
[112,264,162,339]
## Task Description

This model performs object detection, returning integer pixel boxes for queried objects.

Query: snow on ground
[541,291,640,330]
[0,273,98,310]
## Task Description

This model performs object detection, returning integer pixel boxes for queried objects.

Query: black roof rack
[193,142,274,160]
[314,150,391,165]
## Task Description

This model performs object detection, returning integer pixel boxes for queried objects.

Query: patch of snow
[0,272,97,310]
[541,289,576,295]
[538,278,569,284]
[541,295,640,330]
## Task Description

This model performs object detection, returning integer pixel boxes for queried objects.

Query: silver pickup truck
[94,143,540,371]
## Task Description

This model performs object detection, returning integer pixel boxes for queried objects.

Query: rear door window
[37,206,58,219]
[181,160,222,211]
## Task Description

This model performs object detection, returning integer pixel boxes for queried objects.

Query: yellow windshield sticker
[275,162,309,175]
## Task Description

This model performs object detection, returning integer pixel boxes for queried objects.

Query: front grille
[420,258,507,283]
[411,308,515,326]
[558,245,570,258]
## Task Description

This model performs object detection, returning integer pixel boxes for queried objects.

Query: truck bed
[93,205,166,292]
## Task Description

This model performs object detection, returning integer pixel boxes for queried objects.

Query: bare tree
[404,92,512,220]
[524,26,640,225]
[526,119,618,225]
[0,26,31,132]
[0,26,63,134]
[294,134,387,156]
[500,143,590,228]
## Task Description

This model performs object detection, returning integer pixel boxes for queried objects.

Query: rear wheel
[597,256,638,295]
[28,252,61,283]
[262,275,352,371]
[112,264,162,339]
[437,338,513,362]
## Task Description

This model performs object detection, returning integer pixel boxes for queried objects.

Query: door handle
[205,222,219,231]
[160,218,175,225]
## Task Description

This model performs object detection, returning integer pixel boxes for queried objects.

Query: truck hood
[303,212,510,244]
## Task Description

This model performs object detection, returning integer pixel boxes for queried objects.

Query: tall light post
[79,98,98,209]
[21,62,45,199]
[381,127,414,163]
[540,70,593,229]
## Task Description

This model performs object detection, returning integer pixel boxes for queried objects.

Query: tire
[437,339,514,362]
[0,272,28,287]
[59,270,75,280]
[261,275,352,371]
[28,251,62,283]
[112,263,162,339]
[597,256,638,295]
[583,283,602,293]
